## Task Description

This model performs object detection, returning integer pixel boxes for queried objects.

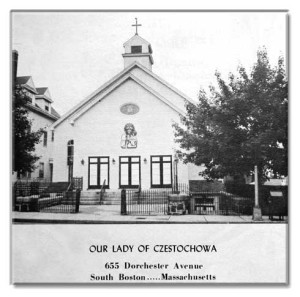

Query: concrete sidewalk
[12,205,287,224]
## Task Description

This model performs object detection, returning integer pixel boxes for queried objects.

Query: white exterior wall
[53,79,190,190]
[131,68,187,111]
[27,110,55,180]
[124,56,152,71]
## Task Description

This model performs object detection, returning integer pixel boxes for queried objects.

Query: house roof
[50,106,60,118]
[26,102,60,121]
[52,62,195,129]
[35,87,53,103]
[36,87,48,95]
[16,76,38,94]
[16,76,31,85]
[123,34,151,47]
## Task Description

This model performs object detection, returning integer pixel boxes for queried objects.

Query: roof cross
[132,18,141,35]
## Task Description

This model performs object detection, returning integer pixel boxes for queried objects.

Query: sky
[12,12,287,115]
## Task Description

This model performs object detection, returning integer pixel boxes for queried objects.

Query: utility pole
[253,165,262,221]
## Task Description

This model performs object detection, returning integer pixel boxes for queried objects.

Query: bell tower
[122,18,154,71]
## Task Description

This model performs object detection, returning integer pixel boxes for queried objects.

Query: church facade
[51,32,203,191]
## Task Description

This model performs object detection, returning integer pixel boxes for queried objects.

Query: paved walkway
[12,205,287,224]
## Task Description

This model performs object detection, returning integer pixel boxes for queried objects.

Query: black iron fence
[224,183,288,216]
[123,184,254,216]
[13,178,82,213]
[36,190,81,213]
[172,183,190,194]
[126,189,172,215]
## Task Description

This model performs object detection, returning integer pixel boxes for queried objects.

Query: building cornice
[26,103,59,121]
[122,53,154,64]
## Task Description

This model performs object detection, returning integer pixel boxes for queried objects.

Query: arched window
[67,140,74,165]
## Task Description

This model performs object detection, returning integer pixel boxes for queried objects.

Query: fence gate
[126,189,170,215]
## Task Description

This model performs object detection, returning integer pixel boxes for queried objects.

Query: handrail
[67,181,73,192]
[99,179,106,204]
[136,184,141,193]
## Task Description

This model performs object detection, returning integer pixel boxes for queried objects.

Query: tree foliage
[13,85,43,176]
[174,49,288,181]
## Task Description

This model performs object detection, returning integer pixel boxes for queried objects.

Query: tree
[173,49,288,182]
[13,85,43,177]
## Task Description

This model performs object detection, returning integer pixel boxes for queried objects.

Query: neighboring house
[51,32,205,191]
[15,75,60,180]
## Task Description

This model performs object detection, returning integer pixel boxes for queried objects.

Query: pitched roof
[33,102,60,119]
[35,87,53,103]
[50,107,60,118]
[16,76,38,94]
[123,34,151,47]
[36,87,48,95]
[16,76,31,85]
[52,62,195,129]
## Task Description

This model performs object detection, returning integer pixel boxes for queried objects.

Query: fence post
[121,189,127,215]
[12,182,16,211]
[75,189,81,213]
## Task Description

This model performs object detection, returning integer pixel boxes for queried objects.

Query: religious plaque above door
[121,123,137,149]
[120,103,139,115]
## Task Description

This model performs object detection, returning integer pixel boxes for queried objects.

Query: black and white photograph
[10,11,288,284]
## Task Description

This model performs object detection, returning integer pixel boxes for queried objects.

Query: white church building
[51,27,203,192]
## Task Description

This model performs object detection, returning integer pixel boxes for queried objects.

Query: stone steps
[81,191,100,198]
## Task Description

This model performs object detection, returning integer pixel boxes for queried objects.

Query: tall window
[45,102,50,112]
[151,155,172,188]
[51,130,54,142]
[39,162,44,178]
[43,131,47,147]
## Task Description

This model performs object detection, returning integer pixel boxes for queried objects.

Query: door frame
[88,156,110,189]
[119,156,141,189]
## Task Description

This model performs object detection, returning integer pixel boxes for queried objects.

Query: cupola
[122,18,154,71]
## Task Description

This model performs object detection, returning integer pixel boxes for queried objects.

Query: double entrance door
[88,156,140,189]
[119,156,140,188]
